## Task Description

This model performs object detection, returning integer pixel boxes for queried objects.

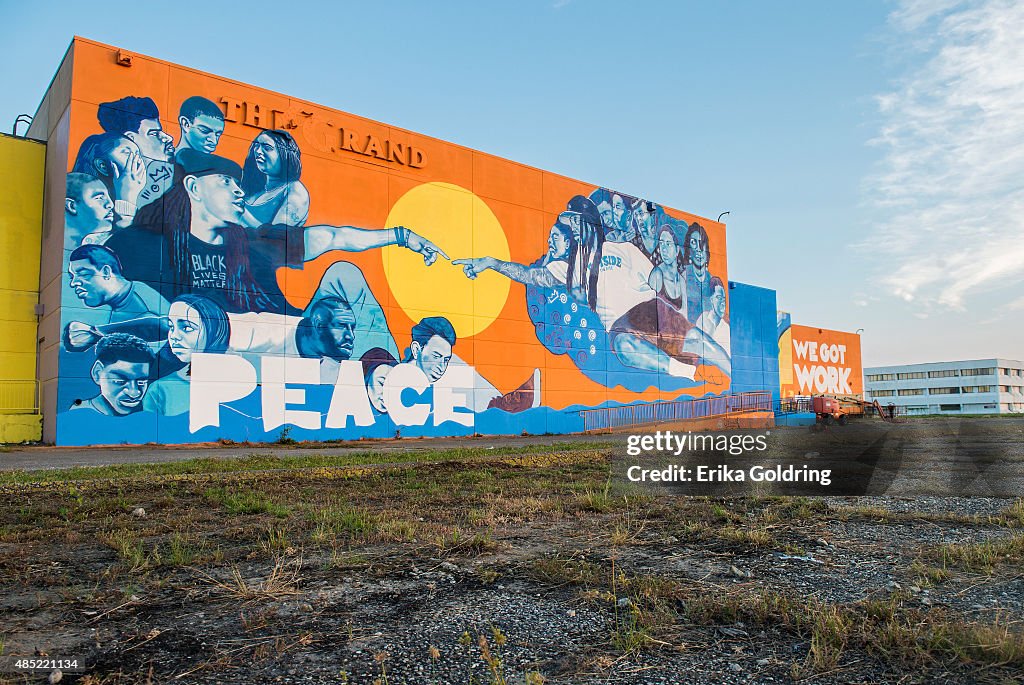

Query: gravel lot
[1,419,1022,684]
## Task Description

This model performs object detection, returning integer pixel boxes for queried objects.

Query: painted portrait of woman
[143,294,230,416]
[240,129,310,227]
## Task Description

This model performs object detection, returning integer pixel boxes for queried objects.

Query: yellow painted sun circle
[384,182,510,339]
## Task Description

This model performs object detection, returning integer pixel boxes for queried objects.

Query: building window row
[866,373,896,382]
[868,367,1020,384]
[873,386,1015,396]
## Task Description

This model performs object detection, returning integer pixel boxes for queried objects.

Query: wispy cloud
[863,0,1024,310]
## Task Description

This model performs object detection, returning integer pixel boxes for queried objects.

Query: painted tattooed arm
[303,225,449,264]
[452,257,562,288]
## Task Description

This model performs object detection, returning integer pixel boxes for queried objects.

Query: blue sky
[1,0,1020,366]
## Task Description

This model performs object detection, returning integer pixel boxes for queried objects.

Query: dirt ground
[1,419,1023,684]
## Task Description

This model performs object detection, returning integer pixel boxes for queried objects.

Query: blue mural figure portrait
[589,188,616,236]
[648,222,689,319]
[241,130,310,228]
[144,294,231,416]
[97,96,176,212]
[630,198,660,261]
[104,148,446,316]
[70,333,153,416]
[175,96,225,158]
[543,219,573,265]
[64,172,115,248]
[683,221,712,324]
[404,316,456,384]
[97,96,175,164]
[361,347,399,415]
[71,134,147,229]
[695,275,730,357]
[62,244,166,342]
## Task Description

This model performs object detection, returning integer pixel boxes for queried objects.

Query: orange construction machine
[811,396,904,428]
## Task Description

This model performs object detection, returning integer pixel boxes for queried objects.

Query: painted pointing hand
[405,230,450,266]
[452,257,492,279]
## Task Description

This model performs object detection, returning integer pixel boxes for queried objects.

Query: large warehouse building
[0,38,862,446]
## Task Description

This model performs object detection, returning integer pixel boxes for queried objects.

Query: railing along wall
[579,391,773,432]
[0,380,40,414]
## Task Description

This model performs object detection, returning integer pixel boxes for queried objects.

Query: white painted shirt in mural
[227,312,302,356]
[696,313,731,354]
[546,241,656,329]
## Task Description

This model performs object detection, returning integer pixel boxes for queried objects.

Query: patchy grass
[1003,498,1024,527]
[0,441,612,485]
[928,534,1024,574]
[835,504,1022,528]
[199,557,303,603]
[435,528,498,556]
[717,525,774,549]
[2,436,1022,683]
[533,555,1024,673]
[910,559,953,587]
[204,487,291,518]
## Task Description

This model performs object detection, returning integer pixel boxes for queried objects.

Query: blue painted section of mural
[726,282,780,401]
[775,413,817,427]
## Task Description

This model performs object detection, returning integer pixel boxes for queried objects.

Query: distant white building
[864,359,1024,415]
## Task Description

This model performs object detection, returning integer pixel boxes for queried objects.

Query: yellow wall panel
[0,134,44,394]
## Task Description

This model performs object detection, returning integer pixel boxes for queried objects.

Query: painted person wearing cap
[105,149,446,318]
[455,195,731,378]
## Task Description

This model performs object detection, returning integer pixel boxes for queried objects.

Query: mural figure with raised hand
[104,149,447,316]
[455,195,730,378]
[71,134,146,228]
[97,96,176,210]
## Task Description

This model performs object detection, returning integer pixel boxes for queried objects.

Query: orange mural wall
[780,324,863,398]
[49,38,734,445]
